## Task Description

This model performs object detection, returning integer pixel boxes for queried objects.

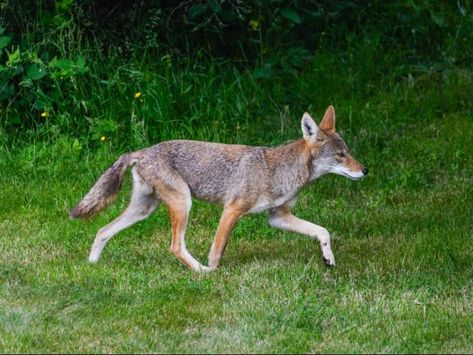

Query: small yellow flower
[134,92,142,99]
[41,111,48,118]
[100,135,106,142]
[249,20,259,30]
[321,31,326,36]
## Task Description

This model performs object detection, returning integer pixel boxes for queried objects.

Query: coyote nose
[362,167,369,175]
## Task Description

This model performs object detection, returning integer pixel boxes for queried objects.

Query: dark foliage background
[5,1,472,62]
[0,1,472,147]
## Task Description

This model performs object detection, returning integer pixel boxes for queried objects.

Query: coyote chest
[248,189,298,213]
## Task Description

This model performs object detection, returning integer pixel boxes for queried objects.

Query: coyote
[70,106,368,272]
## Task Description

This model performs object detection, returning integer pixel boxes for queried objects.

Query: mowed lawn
[1,108,472,352]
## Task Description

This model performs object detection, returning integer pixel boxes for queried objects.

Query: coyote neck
[265,139,312,194]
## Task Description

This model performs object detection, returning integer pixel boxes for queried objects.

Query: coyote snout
[331,155,368,180]
[70,105,368,272]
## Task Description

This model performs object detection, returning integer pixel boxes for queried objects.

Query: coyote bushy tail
[69,154,133,219]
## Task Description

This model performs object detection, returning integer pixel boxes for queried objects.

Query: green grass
[2,2,473,351]
[1,70,473,352]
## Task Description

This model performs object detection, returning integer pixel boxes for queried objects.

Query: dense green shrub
[0,1,472,147]
[0,30,88,129]
[4,1,472,64]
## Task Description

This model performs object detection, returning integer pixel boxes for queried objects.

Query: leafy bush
[0,24,88,131]
[4,1,472,65]
[0,1,472,147]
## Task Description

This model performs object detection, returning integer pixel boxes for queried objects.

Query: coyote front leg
[268,206,335,266]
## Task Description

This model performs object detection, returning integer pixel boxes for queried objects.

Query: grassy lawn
[1,84,472,352]
[2,1,473,352]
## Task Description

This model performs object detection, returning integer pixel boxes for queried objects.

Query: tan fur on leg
[165,193,212,273]
[208,203,246,268]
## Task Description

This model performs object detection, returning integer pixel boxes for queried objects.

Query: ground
[1,105,472,352]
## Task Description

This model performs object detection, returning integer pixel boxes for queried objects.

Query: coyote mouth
[340,172,364,180]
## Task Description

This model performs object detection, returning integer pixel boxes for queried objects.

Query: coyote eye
[337,152,345,158]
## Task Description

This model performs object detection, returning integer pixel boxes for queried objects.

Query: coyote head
[301,106,368,181]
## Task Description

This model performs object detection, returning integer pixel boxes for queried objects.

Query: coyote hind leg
[89,168,158,263]
[164,185,213,273]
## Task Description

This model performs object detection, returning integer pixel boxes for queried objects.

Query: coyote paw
[199,265,217,273]
[207,256,221,269]
[88,251,101,263]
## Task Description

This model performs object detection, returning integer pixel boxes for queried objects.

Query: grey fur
[70,109,367,271]
[134,140,312,208]
[69,154,132,219]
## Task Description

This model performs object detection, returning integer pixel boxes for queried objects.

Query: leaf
[0,36,11,50]
[181,84,192,94]
[75,56,88,74]
[26,63,47,80]
[49,57,73,78]
[6,49,21,67]
[49,57,72,71]
[20,78,33,88]
[33,90,52,110]
[208,0,221,13]
[0,26,4,35]
[280,8,302,24]
[0,83,15,99]
[188,3,208,19]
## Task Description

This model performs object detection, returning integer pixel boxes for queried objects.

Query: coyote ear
[319,105,336,134]
[301,112,319,142]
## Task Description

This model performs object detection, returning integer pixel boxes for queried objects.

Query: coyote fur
[70,106,368,272]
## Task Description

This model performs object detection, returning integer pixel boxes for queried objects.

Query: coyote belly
[70,106,368,272]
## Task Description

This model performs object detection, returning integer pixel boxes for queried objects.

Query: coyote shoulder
[70,106,368,272]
